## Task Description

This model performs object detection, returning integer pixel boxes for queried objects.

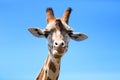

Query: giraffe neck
[36,53,61,80]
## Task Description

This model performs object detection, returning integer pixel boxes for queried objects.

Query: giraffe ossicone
[28,7,88,80]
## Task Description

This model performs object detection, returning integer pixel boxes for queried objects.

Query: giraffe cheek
[63,46,68,53]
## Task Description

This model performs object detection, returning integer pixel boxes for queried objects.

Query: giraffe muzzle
[53,41,66,53]
[53,41,65,48]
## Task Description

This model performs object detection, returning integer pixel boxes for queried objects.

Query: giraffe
[28,8,88,80]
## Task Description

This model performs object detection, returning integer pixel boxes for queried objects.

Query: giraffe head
[28,8,88,59]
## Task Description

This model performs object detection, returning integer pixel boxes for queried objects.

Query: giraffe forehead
[52,30,69,42]
[45,19,70,32]
[55,19,62,27]
[46,19,71,42]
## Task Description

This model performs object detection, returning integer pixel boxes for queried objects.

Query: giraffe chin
[53,53,63,59]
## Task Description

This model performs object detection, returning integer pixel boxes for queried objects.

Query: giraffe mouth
[52,45,68,56]
[53,49,64,54]
[54,47,65,54]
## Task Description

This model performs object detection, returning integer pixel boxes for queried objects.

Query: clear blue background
[0,0,120,80]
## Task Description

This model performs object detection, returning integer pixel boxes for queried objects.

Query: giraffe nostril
[55,42,58,46]
[55,43,57,45]
[54,41,65,47]
[61,42,65,47]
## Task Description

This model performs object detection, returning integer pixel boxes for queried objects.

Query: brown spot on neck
[37,54,61,80]
[48,60,56,73]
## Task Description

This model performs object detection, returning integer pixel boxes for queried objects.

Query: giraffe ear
[28,28,45,38]
[70,32,88,41]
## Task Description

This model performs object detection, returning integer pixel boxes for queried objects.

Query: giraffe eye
[44,30,51,38]
[68,32,73,37]
[44,32,50,38]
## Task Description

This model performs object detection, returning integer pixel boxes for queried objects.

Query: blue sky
[0,0,120,80]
